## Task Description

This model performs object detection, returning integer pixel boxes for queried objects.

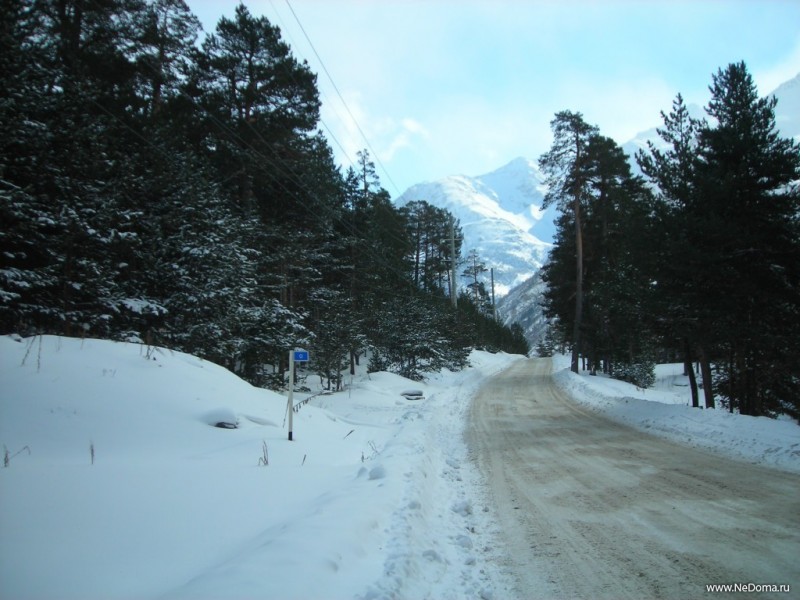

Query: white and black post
[287,349,295,441]
[287,349,309,441]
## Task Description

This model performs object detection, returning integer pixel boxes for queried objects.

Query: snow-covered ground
[1,336,798,599]
[552,354,800,474]
[0,335,521,600]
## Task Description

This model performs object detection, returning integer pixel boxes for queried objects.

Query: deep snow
[0,335,519,600]
[1,336,798,599]
[552,354,800,474]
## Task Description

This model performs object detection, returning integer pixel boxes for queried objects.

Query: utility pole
[449,215,458,309]
[490,267,497,321]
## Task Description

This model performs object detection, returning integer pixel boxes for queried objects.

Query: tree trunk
[571,194,583,374]
[698,346,715,409]
[683,338,699,408]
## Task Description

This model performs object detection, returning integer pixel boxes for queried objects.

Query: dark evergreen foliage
[1,0,528,390]
[540,115,657,378]
[636,63,800,418]
[542,61,800,421]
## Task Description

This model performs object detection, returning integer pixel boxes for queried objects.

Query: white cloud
[379,119,430,162]
[401,118,429,137]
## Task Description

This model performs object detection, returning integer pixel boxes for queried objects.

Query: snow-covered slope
[552,355,800,473]
[771,72,800,141]
[0,334,521,600]
[496,268,548,350]
[395,157,553,296]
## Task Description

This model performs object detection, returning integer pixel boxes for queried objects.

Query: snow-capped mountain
[623,74,800,165]
[395,157,554,296]
[770,72,800,141]
[496,268,548,351]
[394,72,800,351]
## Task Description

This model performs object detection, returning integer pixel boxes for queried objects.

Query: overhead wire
[265,0,356,168]
[282,0,402,197]
[74,0,458,306]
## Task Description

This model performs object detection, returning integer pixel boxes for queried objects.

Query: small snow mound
[451,499,473,516]
[241,414,277,427]
[422,549,442,562]
[368,465,387,480]
[200,408,238,429]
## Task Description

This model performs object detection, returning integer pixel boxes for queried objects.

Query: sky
[185,0,800,197]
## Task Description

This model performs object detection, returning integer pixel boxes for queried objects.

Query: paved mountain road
[467,358,800,599]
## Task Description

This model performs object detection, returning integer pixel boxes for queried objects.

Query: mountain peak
[769,72,800,140]
[396,159,554,296]
[478,156,541,179]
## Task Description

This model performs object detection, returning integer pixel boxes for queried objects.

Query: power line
[265,0,356,167]
[283,0,402,197]
[73,0,453,305]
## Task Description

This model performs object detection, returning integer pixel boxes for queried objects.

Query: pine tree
[581,135,657,378]
[637,94,711,406]
[132,0,201,119]
[694,62,800,417]
[461,249,489,311]
[194,3,320,215]
[543,127,657,380]
[401,200,461,295]
[538,111,599,372]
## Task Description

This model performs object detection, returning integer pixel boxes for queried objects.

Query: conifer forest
[0,0,528,389]
[538,63,800,420]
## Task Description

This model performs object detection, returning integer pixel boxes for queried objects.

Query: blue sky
[186,0,800,196]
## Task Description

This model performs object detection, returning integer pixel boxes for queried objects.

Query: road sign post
[287,348,309,441]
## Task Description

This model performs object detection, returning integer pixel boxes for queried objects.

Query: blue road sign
[293,350,309,362]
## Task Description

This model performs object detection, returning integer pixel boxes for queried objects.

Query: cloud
[379,119,430,162]
[319,90,431,191]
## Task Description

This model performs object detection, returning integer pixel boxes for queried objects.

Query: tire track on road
[467,358,800,599]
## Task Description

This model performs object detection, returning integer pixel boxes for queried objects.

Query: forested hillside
[538,62,800,420]
[0,0,527,388]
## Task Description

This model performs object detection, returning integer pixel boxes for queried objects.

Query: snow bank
[551,355,800,474]
[0,335,523,599]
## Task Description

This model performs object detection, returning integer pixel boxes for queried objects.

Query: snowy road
[467,358,800,599]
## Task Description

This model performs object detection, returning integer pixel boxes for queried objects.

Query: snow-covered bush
[612,360,655,389]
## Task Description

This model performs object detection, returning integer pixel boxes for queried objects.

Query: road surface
[467,358,800,599]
